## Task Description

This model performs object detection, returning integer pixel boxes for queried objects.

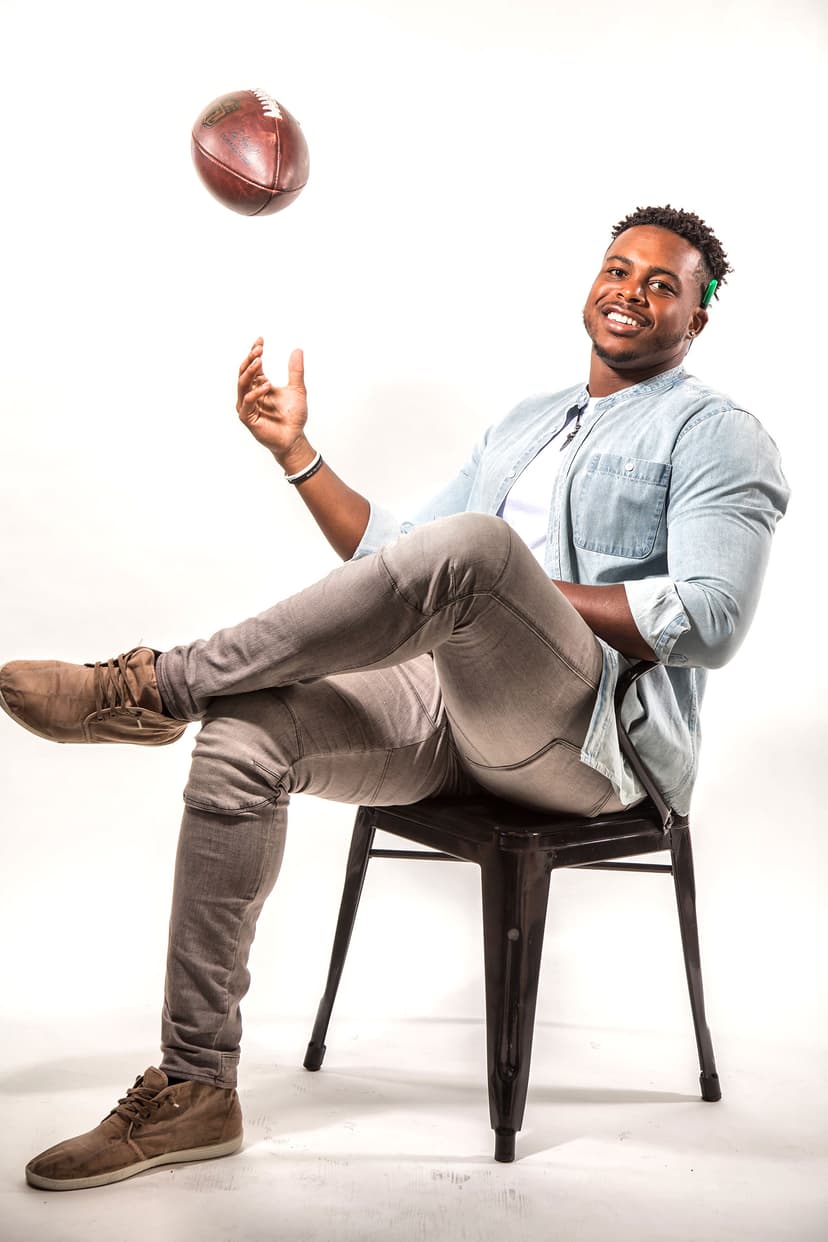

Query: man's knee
[183,692,296,815]
[381,513,513,609]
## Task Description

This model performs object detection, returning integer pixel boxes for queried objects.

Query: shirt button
[505,470,516,479]
[624,459,635,472]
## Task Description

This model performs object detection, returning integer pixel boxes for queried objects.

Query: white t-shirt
[500,399,595,565]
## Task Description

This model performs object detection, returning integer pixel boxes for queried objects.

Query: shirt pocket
[572,453,671,559]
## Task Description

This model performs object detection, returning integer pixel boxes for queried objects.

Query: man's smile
[602,306,650,330]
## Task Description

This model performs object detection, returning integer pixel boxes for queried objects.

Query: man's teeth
[607,311,641,326]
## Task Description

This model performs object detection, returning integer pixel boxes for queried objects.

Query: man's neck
[587,351,687,398]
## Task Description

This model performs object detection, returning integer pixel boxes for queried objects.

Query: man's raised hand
[236,338,314,473]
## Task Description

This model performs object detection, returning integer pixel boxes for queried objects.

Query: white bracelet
[285,450,322,484]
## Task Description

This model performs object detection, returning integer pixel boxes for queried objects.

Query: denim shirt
[353,365,790,813]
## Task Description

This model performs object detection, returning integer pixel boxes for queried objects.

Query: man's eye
[607,268,627,278]
[650,280,675,293]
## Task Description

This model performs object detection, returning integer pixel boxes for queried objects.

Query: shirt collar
[576,364,687,413]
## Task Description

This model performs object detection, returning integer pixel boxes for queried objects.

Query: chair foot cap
[303,1042,326,1072]
[700,1071,721,1102]
[494,1130,516,1162]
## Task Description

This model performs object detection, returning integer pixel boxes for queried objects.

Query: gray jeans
[155,513,622,1087]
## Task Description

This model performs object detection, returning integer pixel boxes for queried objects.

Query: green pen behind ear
[701,279,718,308]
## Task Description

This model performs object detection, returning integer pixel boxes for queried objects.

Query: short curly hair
[610,205,733,303]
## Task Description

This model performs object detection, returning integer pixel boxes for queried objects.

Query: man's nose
[620,281,647,303]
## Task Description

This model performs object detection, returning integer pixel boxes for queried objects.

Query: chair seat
[367,795,676,869]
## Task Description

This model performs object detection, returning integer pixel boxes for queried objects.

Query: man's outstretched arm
[237,339,370,560]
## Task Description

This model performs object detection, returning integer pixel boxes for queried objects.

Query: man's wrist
[274,438,316,477]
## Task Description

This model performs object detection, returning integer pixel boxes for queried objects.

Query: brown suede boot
[25,1067,243,1191]
[0,648,186,745]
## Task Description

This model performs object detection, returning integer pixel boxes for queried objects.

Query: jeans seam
[459,734,587,773]
[394,663,440,726]
[279,695,305,761]
[587,786,618,816]
[376,550,429,615]
[367,749,394,803]
[284,737,440,762]
[183,792,278,813]
[210,802,279,1053]
[489,590,601,689]
[460,737,615,816]
[247,696,303,794]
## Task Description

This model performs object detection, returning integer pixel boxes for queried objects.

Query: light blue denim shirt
[353,365,790,813]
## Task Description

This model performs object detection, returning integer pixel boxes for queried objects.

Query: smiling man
[0,206,789,1189]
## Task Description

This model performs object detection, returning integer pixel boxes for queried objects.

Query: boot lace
[90,653,144,726]
[109,1075,177,1131]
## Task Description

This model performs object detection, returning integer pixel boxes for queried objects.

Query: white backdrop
[0,0,825,1066]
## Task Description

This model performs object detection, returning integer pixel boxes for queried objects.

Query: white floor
[0,1012,825,1242]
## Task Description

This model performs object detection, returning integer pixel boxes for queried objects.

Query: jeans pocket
[460,736,621,817]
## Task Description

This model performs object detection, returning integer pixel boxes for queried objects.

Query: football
[191,89,310,216]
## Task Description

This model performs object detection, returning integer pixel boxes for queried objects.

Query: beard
[590,338,642,366]
[582,310,687,368]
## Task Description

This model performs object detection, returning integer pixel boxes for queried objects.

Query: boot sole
[25,1133,243,1191]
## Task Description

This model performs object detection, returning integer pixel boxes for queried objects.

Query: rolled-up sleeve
[625,409,790,668]
[352,501,410,559]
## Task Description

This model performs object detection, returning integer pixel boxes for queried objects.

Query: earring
[688,329,696,338]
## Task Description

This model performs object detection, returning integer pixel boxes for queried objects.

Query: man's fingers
[238,354,265,391]
[238,379,272,420]
[237,352,269,412]
[287,347,305,389]
[238,337,264,378]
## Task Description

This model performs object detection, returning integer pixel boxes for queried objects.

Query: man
[0,206,789,1189]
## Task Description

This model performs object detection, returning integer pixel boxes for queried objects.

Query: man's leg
[160,655,473,1086]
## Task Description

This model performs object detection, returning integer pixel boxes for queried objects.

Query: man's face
[582,225,708,374]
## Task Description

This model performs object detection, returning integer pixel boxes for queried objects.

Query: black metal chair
[303,661,721,1162]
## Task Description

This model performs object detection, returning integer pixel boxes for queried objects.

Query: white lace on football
[252,89,282,120]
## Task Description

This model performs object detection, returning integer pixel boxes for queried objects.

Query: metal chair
[303,661,721,1161]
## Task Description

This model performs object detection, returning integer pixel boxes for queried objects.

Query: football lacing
[252,89,282,120]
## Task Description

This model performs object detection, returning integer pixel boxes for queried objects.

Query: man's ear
[688,306,709,338]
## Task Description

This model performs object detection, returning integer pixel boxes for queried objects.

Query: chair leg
[480,848,552,1162]
[670,824,722,1102]
[304,807,376,1071]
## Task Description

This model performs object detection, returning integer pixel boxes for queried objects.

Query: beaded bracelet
[285,451,324,485]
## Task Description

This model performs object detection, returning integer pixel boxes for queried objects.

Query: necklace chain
[559,406,584,451]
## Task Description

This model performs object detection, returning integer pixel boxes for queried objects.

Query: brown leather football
[191,89,310,216]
